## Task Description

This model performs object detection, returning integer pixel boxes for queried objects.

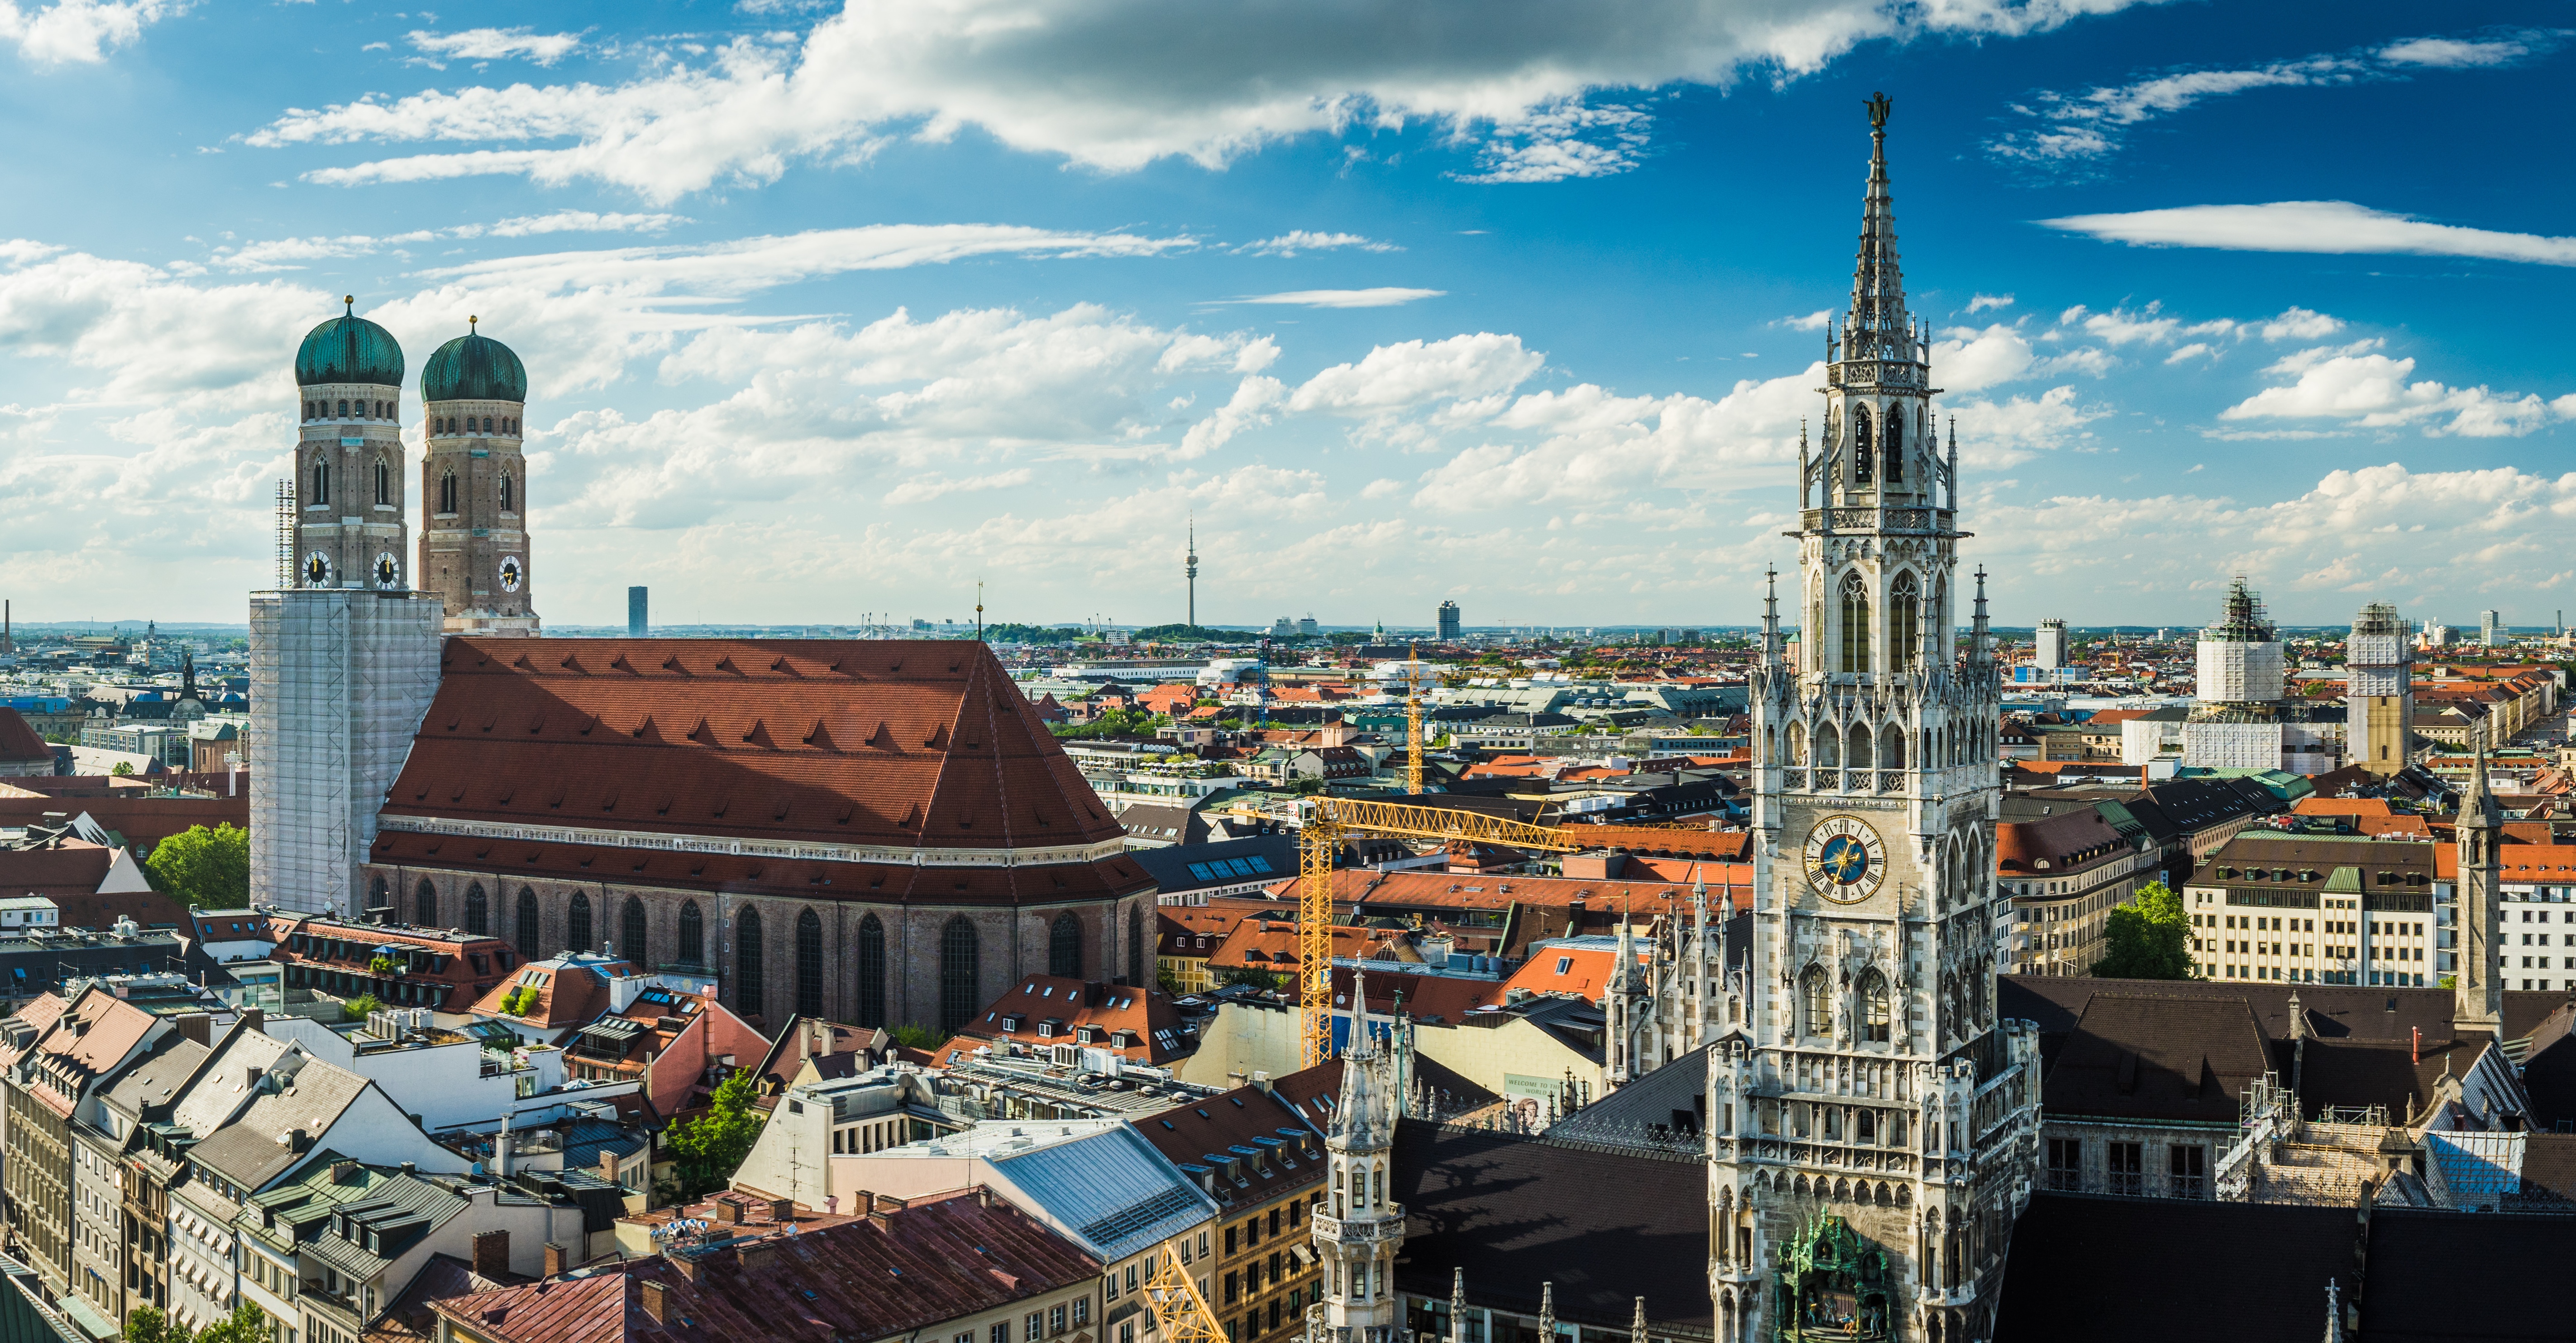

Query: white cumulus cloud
[0,0,175,64]
[2221,345,2576,437]
[250,0,2168,201]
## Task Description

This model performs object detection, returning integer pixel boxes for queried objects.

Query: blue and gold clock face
[1803,815,1886,903]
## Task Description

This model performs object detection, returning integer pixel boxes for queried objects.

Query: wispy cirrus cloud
[1230,288,1443,309]
[206,211,688,272]
[407,27,584,67]
[1986,27,2567,170]
[2041,200,2576,267]
[1233,232,1399,257]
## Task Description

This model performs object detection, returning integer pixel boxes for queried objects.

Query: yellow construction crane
[1142,1239,1228,1343]
[1264,797,1600,1068]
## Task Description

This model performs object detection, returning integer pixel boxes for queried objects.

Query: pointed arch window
[622,896,648,964]
[1884,411,1903,483]
[1852,405,1873,483]
[463,883,488,935]
[1848,723,1873,770]
[566,891,592,955]
[1861,971,1891,1043]
[1802,968,1832,1039]
[375,460,391,506]
[516,887,540,962]
[500,473,513,513]
[1786,721,1808,766]
[940,916,980,1031]
[1890,571,1921,670]
[1880,724,1904,770]
[438,471,457,515]
[677,901,704,968]
[311,458,330,508]
[736,907,765,1015]
[1814,724,1840,769]
[1049,912,1082,978]
[1839,571,1871,674]
[856,915,887,1028]
[796,908,824,1018]
[415,880,438,928]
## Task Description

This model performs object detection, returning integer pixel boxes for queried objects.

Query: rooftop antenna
[975,580,984,640]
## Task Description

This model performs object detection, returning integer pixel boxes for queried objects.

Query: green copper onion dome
[294,297,404,387]
[421,318,527,403]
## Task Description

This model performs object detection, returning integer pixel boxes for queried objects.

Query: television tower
[1185,517,1199,628]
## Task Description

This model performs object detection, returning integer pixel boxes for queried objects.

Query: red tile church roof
[380,639,1147,902]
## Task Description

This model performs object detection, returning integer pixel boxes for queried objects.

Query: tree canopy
[662,1070,765,1199]
[2091,880,2196,980]
[145,823,249,909]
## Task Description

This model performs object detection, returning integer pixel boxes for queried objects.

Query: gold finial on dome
[343,294,355,313]
[469,315,478,330]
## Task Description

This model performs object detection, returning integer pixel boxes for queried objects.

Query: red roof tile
[439,1190,1100,1343]
[0,709,50,765]
[381,640,1142,905]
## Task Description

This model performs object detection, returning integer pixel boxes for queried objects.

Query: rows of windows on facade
[289,300,539,635]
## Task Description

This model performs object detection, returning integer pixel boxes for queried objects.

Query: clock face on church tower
[373,553,401,589]
[497,556,523,592]
[303,552,331,587]
[1803,815,1887,903]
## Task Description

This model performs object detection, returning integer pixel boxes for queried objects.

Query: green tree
[663,1070,766,1198]
[886,1022,947,1052]
[2091,880,2196,980]
[193,1304,264,1343]
[111,760,136,777]
[342,993,386,1022]
[121,1306,190,1343]
[145,823,250,909]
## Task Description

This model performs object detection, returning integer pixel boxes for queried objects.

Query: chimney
[765,1196,793,1222]
[471,1230,510,1279]
[543,1242,569,1278]
[713,1199,743,1225]
[494,1115,513,1180]
[176,1014,212,1047]
[975,1186,992,1209]
[600,1150,621,1184]
[640,1279,671,1324]
[241,1007,263,1035]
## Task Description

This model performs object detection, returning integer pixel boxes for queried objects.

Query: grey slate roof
[99,1034,210,1124]
[171,1027,292,1138]
[189,1052,372,1191]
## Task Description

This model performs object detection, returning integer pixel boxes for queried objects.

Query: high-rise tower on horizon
[1185,518,1199,628]
[2347,601,2412,777]
[1713,94,2038,1343]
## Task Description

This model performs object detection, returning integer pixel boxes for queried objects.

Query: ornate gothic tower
[252,301,443,916]
[419,319,540,635]
[1706,96,2040,1343]
[1313,977,1406,1343]
[2453,732,2503,1033]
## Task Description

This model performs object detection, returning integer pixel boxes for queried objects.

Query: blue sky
[2,0,2573,631]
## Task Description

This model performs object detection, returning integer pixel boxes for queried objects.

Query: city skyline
[1,0,2571,627]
